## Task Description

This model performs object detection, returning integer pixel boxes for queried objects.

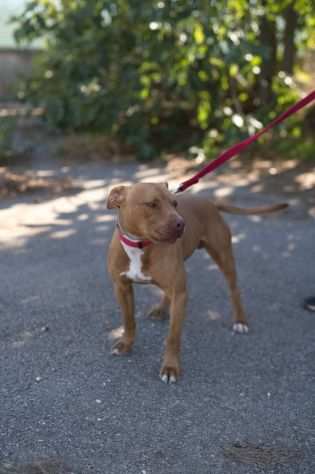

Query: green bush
[13,0,315,159]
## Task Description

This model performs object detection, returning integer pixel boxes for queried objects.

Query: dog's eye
[145,201,158,209]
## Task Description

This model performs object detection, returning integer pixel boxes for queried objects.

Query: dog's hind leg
[203,222,248,334]
[147,293,170,320]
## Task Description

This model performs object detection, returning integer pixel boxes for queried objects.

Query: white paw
[160,373,177,384]
[169,374,177,384]
[111,348,120,355]
[233,322,249,334]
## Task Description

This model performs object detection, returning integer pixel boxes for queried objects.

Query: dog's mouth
[150,228,184,244]
[151,236,178,244]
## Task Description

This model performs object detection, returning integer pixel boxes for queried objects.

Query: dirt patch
[165,153,205,177]
[223,442,303,467]
[0,168,81,198]
[61,134,134,162]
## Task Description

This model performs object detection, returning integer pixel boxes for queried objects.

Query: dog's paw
[160,361,180,384]
[147,306,169,321]
[111,338,133,355]
[160,369,178,384]
[233,322,249,334]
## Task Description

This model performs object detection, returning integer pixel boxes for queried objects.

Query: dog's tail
[215,202,288,215]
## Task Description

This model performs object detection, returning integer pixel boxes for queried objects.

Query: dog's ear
[107,186,127,209]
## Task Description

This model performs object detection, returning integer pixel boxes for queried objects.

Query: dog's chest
[120,242,152,283]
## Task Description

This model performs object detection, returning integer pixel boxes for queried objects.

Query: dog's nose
[175,217,185,236]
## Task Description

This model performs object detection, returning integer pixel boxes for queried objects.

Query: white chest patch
[120,242,152,283]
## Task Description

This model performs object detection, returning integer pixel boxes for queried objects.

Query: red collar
[117,225,151,249]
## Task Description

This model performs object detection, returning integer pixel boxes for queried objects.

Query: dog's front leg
[111,279,135,355]
[160,276,187,383]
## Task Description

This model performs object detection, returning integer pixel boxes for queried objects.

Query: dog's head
[107,183,185,243]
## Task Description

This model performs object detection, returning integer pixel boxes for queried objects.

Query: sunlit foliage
[13,0,315,158]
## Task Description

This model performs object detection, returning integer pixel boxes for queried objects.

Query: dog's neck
[117,219,152,283]
[117,219,151,250]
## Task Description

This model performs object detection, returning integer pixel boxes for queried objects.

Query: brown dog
[107,183,287,383]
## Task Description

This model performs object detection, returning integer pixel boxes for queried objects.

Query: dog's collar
[117,222,151,250]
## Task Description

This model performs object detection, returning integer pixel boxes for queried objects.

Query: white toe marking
[169,375,177,384]
[161,374,168,383]
[233,322,249,334]
[111,348,120,355]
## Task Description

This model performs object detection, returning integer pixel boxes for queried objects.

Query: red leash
[176,90,315,193]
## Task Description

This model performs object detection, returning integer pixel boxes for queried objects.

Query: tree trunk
[282,4,298,75]
[259,11,277,104]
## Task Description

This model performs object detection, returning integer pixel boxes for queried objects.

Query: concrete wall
[0,48,40,98]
